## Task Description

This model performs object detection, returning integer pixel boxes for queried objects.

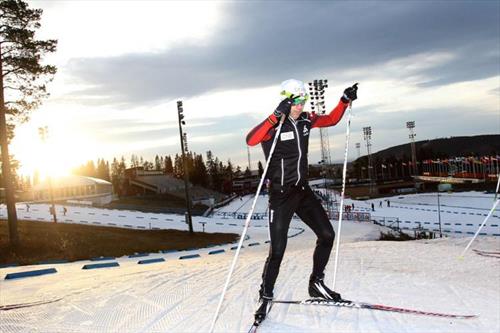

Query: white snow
[0,191,499,332]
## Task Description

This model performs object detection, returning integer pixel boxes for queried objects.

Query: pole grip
[280,113,287,124]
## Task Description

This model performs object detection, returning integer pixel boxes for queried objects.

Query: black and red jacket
[246,99,349,191]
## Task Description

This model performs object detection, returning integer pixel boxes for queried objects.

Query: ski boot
[309,274,343,302]
[254,295,273,324]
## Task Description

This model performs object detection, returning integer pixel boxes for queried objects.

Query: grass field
[0,220,238,265]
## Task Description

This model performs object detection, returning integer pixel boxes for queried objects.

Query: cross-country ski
[0,298,63,311]
[272,298,477,319]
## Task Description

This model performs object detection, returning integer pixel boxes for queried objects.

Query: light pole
[177,101,194,234]
[38,126,57,223]
[355,142,361,180]
[247,145,252,171]
[309,79,333,215]
[406,121,417,177]
[363,126,374,195]
[355,142,361,158]
[437,186,443,238]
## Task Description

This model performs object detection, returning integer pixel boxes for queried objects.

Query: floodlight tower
[177,100,194,234]
[355,142,361,158]
[308,79,332,166]
[363,126,374,195]
[406,121,417,177]
[247,145,252,171]
[309,79,332,213]
[355,142,362,179]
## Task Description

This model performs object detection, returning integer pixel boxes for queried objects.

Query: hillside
[362,134,500,161]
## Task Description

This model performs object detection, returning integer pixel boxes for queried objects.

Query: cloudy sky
[11,0,500,177]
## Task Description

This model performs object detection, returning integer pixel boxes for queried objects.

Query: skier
[246,79,358,322]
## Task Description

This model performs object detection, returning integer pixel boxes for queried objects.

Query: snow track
[1,192,499,332]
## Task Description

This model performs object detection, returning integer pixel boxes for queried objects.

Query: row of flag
[368,156,500,168]
[421,156,500,164]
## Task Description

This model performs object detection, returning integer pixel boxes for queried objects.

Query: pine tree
[225,160,234,193]
[86,160,96,177]
[192,154,208,187]
[258,161,264,177]
[130,154,138,168]
[105,161,111,181]
[206,150,217,189]
[165,155,173,174]
[244,166,251,177]
[0,0,57,246]
[174,153,183,178]
[96,158,109,180]
[154,155,161,171]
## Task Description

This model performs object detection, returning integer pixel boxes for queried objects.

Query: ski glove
[341,83,359,103]
[273,95,296,118]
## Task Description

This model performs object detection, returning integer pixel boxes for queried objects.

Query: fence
[329,211,371,222]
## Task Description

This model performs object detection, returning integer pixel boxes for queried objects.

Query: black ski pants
[260,184,335,297]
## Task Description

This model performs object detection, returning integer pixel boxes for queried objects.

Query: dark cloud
[65,1,500,106]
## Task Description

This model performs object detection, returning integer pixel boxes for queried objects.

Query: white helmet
[280,79,309,102]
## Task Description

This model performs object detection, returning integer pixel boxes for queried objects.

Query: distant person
[26,203,30,212]
[379,201,383,208]
[63,206,67,216]
[387,200,390,208]
[352,203,355,210]
[371,203,375,211]
[246,79,358,323]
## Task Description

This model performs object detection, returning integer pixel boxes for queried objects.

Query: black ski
[272,298,477,319]
[473,249,500,258]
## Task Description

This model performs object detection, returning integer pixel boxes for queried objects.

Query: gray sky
[12,1,500,177]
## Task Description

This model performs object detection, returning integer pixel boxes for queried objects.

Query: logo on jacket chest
[303,126,309,136]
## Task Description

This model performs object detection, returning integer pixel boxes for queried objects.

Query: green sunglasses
[293,98,307,105]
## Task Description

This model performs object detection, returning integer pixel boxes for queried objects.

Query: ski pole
[209,114,286,333]
[332,101,353,290]
[495,173,500,201]
[459,175,500,258]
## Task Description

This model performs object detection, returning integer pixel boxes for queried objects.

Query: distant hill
[361,134,500,161]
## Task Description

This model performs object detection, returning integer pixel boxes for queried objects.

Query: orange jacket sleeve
[310,99,349,128]
[246,114,278,146]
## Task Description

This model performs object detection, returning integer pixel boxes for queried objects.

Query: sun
[11,120,99,181]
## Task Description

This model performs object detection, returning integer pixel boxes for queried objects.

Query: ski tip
[457,256,465,260]
[462,314,478,319]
